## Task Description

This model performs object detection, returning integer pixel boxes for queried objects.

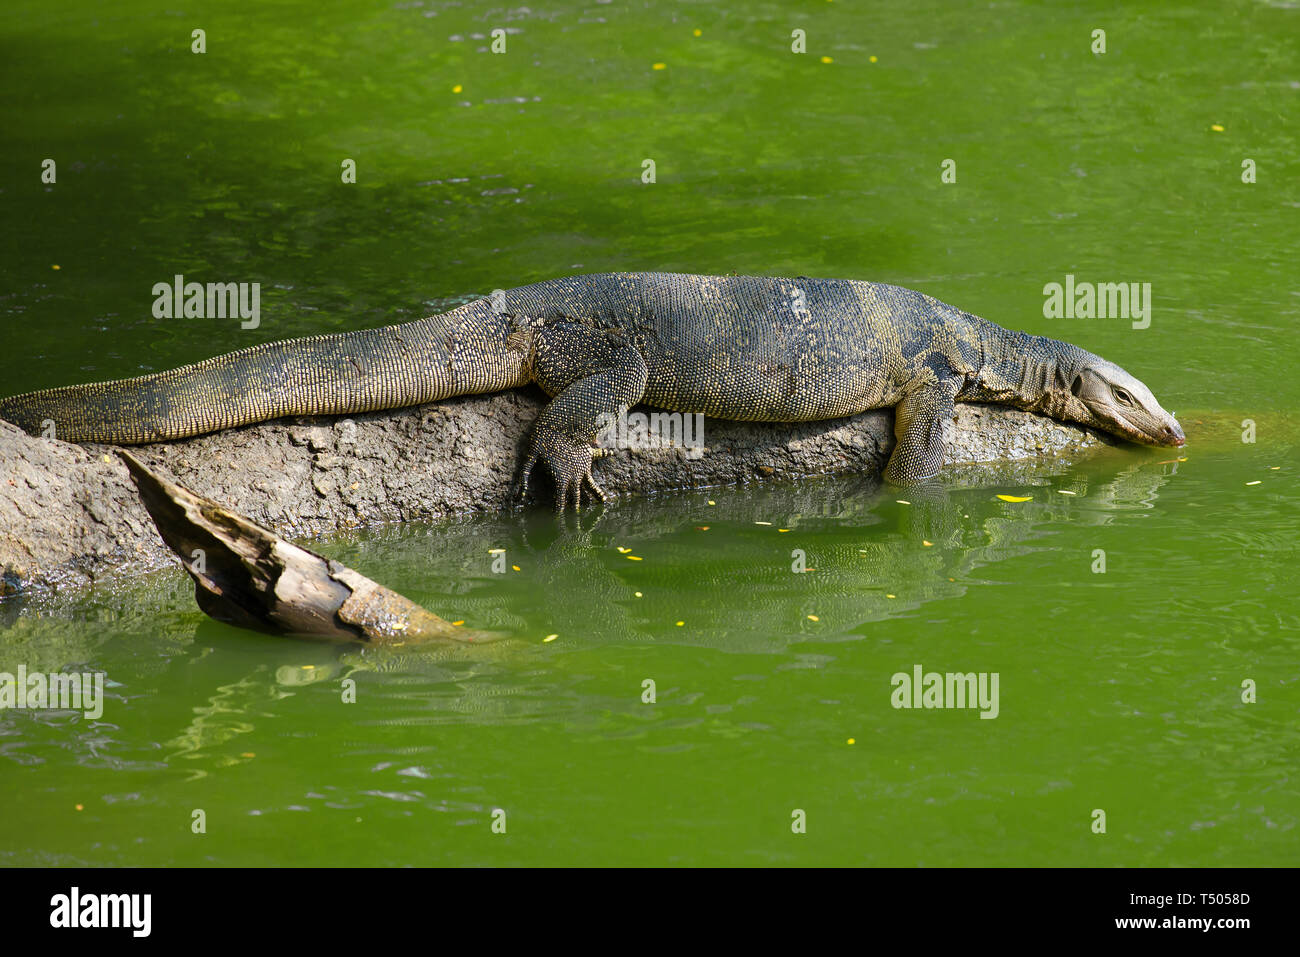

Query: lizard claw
[521,426,609,514]
[583,470,606,504]
[516,451,539,505]
[553,456,606,514]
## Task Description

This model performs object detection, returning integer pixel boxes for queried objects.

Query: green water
[1,0,1297,866]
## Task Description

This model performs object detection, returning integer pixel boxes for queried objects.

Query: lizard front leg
[520,321,648,512]
[883,375,961,484]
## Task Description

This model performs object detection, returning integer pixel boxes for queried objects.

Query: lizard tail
[0,300,526,444]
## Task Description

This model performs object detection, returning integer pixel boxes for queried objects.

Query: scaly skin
[0,273,1185,510]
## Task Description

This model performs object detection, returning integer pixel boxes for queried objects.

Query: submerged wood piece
[117,451,490,644]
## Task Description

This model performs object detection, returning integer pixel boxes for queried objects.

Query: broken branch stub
[117,451,491,645]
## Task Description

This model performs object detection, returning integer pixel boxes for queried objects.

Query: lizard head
[1060,358,1185,447]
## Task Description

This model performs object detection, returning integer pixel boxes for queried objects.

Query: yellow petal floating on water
[755,521,772,526]
[997,494,1033,502]
[52,264,61,270]
[488,548,504,554]
[707,500,715,505]
[543,634,558,642]
[627,555,643,561]
[451,620,465,626]
[452,84,463,93]
[1057,490,1076,495]
[75,803,83,810]
[512,564,521,571]
[1271,466,1280,470]
[896,500,910,505]
[1211,123,1224,131]
[617,546,632,553]
[634,591,643,598]
[820,56,833,63]
[675,620,684,626]
[1246,480,1261,486]
[922,540,933,547]
[652,62,666,70]
[778,528,790,532]
[693,28,702,37]
[886,594,896,599]
[869,55,878,63]
[807,615,819,621]
[847,738,855,746]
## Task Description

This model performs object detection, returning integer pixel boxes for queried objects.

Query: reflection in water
[167,666,281,781]
[444,450,1183,649]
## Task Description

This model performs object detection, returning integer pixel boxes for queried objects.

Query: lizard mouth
[1148,415,1186,447]
[1108,415,1185,448]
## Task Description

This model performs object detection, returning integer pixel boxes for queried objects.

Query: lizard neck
[963,318,1090,419]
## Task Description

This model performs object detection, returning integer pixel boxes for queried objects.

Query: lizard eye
[1113,388,1133,406]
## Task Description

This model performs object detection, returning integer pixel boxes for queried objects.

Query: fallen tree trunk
[0,388,1108,596]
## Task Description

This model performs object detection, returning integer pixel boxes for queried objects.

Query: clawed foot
[517,428,608,513]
